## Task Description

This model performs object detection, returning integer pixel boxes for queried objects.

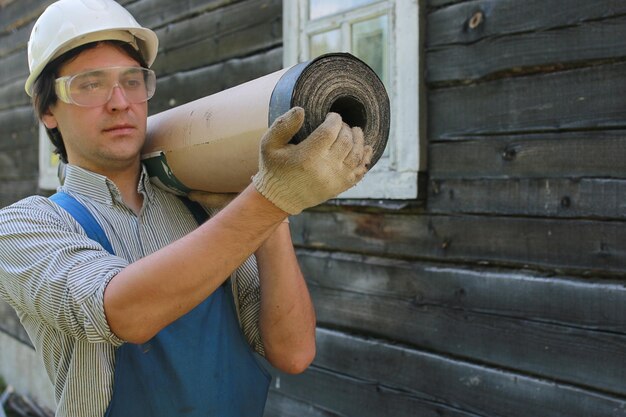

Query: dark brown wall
[1,0,625,416]
[269,0,626,416]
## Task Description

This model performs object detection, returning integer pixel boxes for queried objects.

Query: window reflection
[308,15,389,88]
[309,0,378,19]
[310,29,342,58]
[353,15,388,87]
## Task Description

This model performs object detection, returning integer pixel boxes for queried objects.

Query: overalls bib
[50,192,270,417]
[104,284,270,417]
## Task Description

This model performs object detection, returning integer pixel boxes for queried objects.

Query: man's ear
[41,109,58,130]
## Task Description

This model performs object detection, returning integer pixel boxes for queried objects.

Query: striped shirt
[0,164,263,417]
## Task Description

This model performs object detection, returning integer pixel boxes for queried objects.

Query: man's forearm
[256,224,317,374]
[103,184,288,343]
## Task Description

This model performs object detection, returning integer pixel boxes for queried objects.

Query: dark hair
[32,41,148,163]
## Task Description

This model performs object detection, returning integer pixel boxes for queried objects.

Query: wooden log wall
[268,0,626,416]
[1,0,626,416]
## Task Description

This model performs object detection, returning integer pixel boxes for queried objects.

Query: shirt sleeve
[231,255,265,356]
[0,196,127,346]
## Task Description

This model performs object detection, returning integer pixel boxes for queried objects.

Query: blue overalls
[50,192,270,417]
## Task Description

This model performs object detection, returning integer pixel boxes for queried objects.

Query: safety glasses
[55,66,156,107]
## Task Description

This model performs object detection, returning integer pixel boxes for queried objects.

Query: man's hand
[252,107,373,215]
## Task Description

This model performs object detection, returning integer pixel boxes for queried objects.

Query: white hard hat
[25,0,158,96]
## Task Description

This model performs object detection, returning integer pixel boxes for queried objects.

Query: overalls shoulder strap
[49,191,115,254]
[49,192,208,255]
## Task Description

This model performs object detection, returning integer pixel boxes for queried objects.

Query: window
[38,123,61,190]
[284,0,421,199]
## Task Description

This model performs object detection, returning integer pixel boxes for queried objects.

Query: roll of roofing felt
[142,53,390,195]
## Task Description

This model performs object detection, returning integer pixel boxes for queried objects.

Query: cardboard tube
[142,53,390,195]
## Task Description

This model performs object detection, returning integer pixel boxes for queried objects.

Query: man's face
[42,43,149,174]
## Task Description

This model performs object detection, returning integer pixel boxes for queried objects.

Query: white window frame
[38,122,61,190]
[283,0,421,199]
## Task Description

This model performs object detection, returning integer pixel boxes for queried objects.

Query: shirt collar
[61,164,156,206]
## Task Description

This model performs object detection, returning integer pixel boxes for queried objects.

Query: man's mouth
[103,124,135,133]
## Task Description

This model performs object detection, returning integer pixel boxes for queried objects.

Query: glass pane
[310,29,342,57]
[309,0,378,20]
[352,15,389,87]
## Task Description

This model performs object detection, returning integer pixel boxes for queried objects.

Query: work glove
[252,107,373,215]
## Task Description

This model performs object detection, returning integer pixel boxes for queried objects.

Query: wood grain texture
[298,250,626,331]
[428,14,626,83]
[264,390,344,417]
[427,0,466,10]
[428,62,626,139]
[296,250,626,396]
[267,328,626,417]
[427,177,626,219]
[150,0,281,76]
[0,0,48,35]
[427,0,626,48]
[0,106,39,205]
[270,364,484,417]
[126,0,239,29]
[428,132,626,178]
[0,106,37,149]
[0,78,31,112]
[0,49,28,86]
[291,210,626,275]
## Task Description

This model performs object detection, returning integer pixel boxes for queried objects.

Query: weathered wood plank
[0,78,31,112]
[0,19,32,58]
[0,107,39,182]
[297,250,626,396]
[264,390,343,417]
[298,250,626,332]
[150,0,281,76]
[428,132,626,178]
[291,210,626,274]
[427,14,626,83]
[271,364,483,417]
[0,0,49,34]
[0,147,38,180]
[428,61,626,139]
[153,0,277,50]
[126,0,239,29]
[150,47,282,113]
[290,328,626,417]
[427,0,626,48]
[427,0,466,10]
[0,49,28,86]
[0,0,17,8]
[0,106,38,150]
[427,178,626,219]
[311,285,626,397]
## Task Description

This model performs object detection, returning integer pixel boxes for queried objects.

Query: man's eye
[78,81,103,91]
[123,78,144,89]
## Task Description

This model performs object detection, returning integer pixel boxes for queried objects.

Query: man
[0,1,372,416]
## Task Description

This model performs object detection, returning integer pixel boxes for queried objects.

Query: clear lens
[55,66,156,107]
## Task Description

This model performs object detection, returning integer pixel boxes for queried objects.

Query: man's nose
[107,84,130,110]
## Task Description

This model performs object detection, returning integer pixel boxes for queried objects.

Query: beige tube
[142,53,390,195]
